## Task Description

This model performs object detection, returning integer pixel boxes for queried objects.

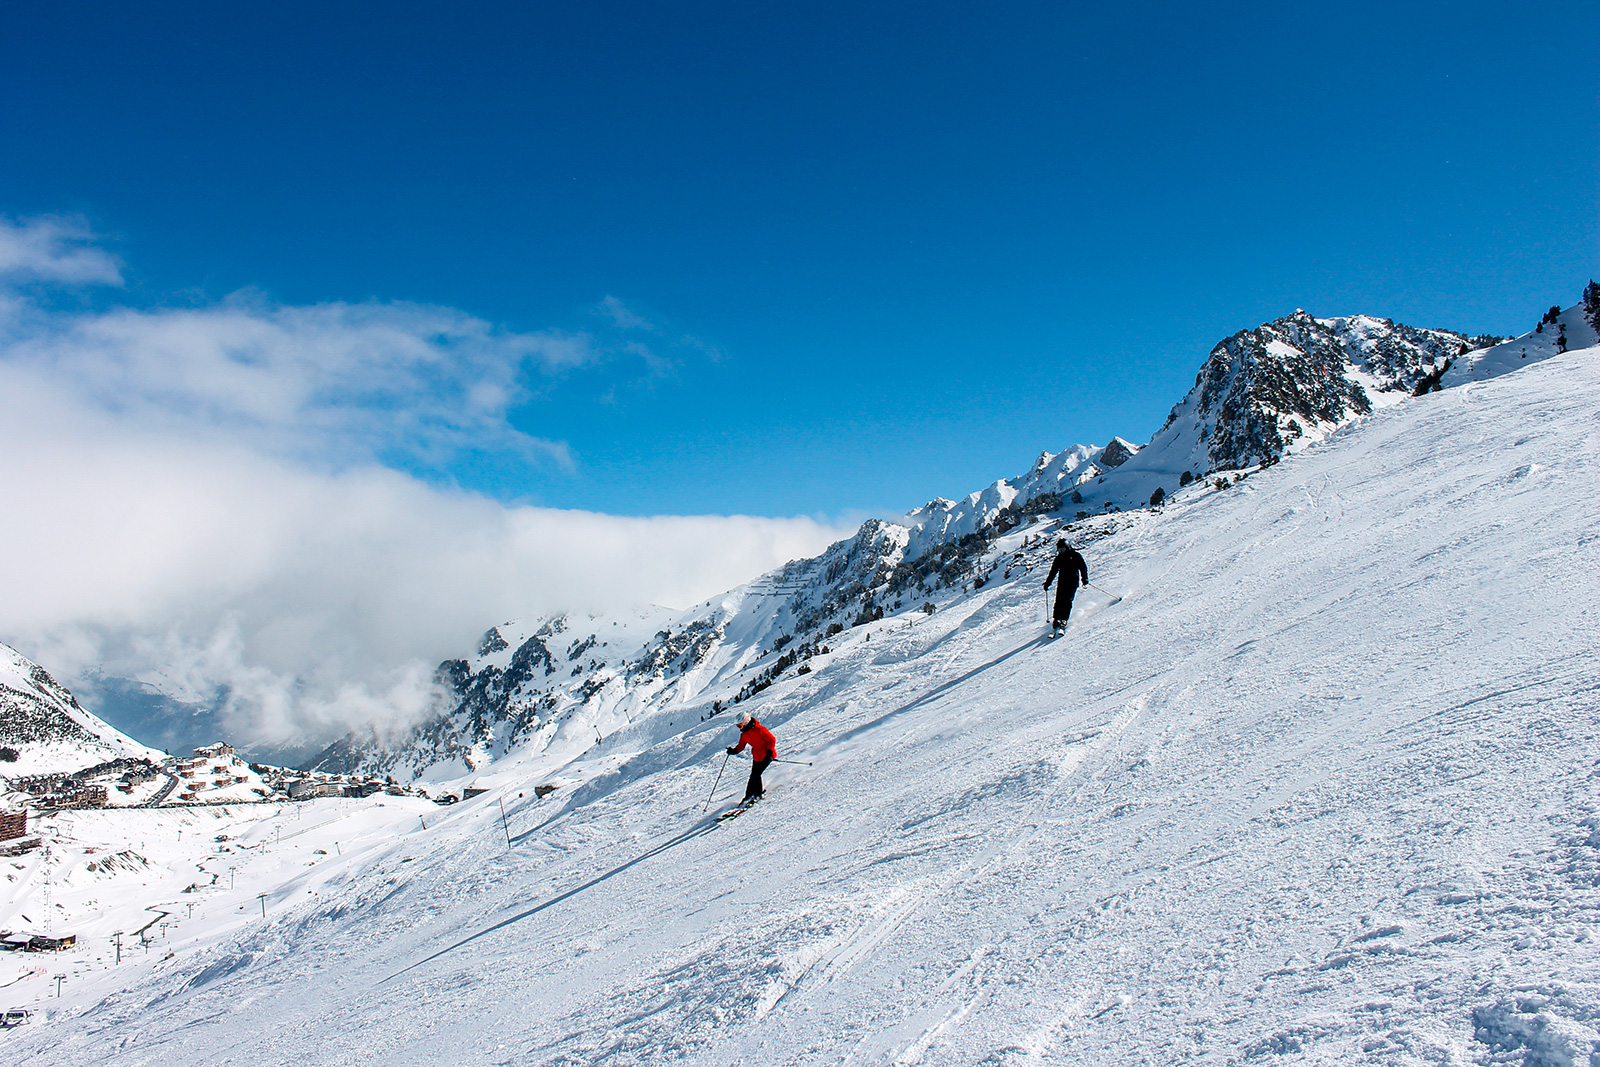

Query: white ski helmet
[736,711,751,726]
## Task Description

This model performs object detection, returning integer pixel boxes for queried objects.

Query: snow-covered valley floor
[8,349,1600,1065]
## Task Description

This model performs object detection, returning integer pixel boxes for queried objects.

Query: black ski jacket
[1043,547,1089,593]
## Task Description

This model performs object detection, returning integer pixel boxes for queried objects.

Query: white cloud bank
[0,216,853,746]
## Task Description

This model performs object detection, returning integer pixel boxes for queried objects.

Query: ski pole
[770,758,812,766]
[703,753,730,813]
[1086,582,1123,605]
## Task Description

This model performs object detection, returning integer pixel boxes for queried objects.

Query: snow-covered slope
[9,331,1599,1064]
[1444,292,1599,386]
[0,643,162,777]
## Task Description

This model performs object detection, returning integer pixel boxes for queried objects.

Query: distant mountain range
[302,289,1596,783]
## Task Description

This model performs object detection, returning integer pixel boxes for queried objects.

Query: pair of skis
[716,795,762,822]
[705,752,763,821]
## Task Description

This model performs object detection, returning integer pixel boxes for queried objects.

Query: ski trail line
[821,635,1050,753]
[378,819,723,984]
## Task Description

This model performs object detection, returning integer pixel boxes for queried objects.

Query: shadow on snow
[380,818,723,984]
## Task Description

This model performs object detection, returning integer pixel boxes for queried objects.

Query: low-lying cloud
[0,215,853,749]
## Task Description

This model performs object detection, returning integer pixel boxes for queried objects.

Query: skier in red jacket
[727,711,776,804]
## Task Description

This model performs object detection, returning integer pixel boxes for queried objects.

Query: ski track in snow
[8,350,1600,1065]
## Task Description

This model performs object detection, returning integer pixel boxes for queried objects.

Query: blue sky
[3,0,1597,518]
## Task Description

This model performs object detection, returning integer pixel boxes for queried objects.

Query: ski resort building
[0,933,77,952]
[45,785,108,809]
[287,779,346,800]
[9,774,67,795]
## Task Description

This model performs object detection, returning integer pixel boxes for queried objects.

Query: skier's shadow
[824,634,1051,751]
[380,818,722,984]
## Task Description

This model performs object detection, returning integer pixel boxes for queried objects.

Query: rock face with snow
[1162,311,1497,474]
[309,521,937,781]
[1096,436,1139,469]
[0,644,161,777]
[311,504,1047,782]
[309,607,676,780]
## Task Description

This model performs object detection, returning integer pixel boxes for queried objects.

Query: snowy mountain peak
[1096,309,1502,507]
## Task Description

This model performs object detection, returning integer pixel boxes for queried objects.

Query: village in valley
[4,741,422,814]
[0,732,478,1028]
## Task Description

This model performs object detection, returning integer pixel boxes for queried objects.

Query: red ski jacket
[732,719,776,762]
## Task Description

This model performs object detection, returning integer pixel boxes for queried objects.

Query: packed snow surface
[6,348,1600,1064]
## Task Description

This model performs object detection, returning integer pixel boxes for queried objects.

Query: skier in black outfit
[1043,539,1089,635]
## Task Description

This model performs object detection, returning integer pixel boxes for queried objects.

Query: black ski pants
[1053,583,1078,625]
[745,756,772,801]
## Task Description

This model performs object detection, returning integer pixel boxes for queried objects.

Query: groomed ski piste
[7,345,1600,1065]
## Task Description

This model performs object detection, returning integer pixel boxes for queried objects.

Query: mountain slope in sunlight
[15,328,1599,1065]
